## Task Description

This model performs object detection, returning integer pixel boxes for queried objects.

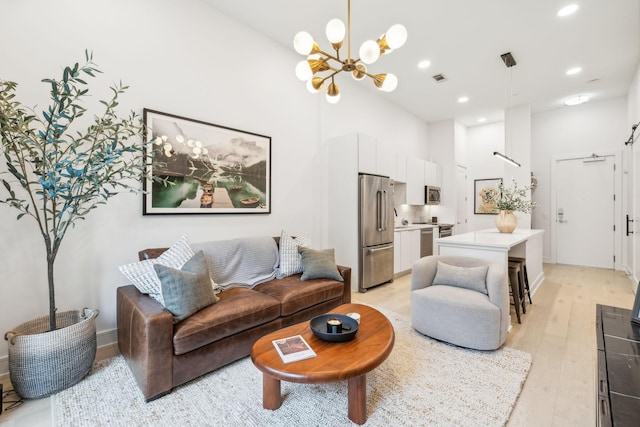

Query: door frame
[456,164,468,235]
[550,150,621,268]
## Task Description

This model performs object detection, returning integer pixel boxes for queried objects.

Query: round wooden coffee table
[251,303,395,425]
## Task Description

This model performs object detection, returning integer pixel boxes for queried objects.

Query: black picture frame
[474,178,502,214]
[142,109,271,215]
[631,283,640,325]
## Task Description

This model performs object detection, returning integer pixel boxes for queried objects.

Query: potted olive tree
[0,51,145,398]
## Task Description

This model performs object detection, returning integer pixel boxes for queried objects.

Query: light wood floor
[355,263,636,427]
[0,263,635,426]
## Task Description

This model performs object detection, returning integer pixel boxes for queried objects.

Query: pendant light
[494,52,521,167]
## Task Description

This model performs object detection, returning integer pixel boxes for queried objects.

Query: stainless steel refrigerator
[358,174,394,292]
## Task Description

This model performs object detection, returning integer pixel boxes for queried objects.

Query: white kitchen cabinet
[357,135,396,178]
[395,152,407,183]
[394,232,402,273]
[376,141,395,179]
[424,160,441,187]
[393,182,407,206]
[406,157,425,205]
[357,134,377,175]
[407,229,421,267]
[396,229,421,273]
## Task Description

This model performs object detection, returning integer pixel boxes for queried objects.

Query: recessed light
[564,95,589,106]
[457,96,469,104]
[418,60,431,69]
[477,117,487,123]
[558,4,578,17]
[566,67,582,75]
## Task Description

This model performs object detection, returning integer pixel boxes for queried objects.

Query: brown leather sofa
[117,242,351,401]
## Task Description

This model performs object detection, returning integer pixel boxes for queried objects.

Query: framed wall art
[474,178,502,214]
[142,109,271,215]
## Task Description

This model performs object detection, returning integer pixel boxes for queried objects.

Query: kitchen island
[436,229,545,294]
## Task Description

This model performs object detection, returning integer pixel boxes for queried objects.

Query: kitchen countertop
[436,228,544,248]
[394,224,438,231]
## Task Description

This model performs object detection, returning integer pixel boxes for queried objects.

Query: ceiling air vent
[432,74,447,82]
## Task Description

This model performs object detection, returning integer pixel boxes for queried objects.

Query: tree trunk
[47,252,57,331]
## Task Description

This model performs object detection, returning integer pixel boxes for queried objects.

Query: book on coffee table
[272,335,317,364]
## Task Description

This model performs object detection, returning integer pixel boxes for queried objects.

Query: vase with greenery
[483,178,537,233]
[0,51,145,398]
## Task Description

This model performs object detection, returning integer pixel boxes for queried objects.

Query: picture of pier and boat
[142,109,271,215]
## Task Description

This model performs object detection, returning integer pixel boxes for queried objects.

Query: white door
[555,155,615,268]
[634,145,640,288]
[456,165,467,234]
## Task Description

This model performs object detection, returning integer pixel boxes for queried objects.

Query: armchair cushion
[432,261,489,294]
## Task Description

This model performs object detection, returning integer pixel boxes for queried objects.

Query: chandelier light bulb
[293,31,314,55]
[295,60,313,81]
[326,81,340,103]
[326,92,341,104]
[325,18,346,45]
[378,73,398,92]
[385,24,407,49]
[359,40,380,64]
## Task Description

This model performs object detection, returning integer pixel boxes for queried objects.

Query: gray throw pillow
[298,247,343,282]
[153,250,220,323]
[432,261,489,294]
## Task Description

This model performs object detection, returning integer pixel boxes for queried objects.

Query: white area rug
[54,309,531,426]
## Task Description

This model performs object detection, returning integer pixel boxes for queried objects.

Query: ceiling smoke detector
[432,73,447,82]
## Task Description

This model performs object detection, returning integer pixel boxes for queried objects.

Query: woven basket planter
[4,308,99,399]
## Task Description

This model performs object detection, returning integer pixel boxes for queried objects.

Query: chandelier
[293,0,407,103]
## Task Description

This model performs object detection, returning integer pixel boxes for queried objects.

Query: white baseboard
[0,328,117,377]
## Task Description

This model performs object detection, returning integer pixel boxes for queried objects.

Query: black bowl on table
[310,314,359,342]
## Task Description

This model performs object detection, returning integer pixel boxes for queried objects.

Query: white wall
[628,62,640,288]
[531,97,628,263]
[427,119,459,225]
[0,0,430,366]
[466,122,507,230]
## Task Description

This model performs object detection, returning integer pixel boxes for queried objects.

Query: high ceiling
[204,0,640,126]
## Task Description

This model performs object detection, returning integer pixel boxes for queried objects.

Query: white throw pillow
[276,231,310,278]
[118,235,194,305]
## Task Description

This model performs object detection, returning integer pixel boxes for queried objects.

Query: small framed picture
[474,178,502,215]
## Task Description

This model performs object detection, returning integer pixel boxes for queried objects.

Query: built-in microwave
[425,186,441,205]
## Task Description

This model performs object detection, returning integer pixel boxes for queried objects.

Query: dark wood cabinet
[596,305,640,426]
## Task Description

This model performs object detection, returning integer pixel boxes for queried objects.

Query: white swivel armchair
[410,255,508,351]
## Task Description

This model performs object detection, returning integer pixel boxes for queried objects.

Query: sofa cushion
[172,288,280,355]
[432,261,489,294]
[154,251,219,323]
[276,231,310,278]
[119,235,194,305]
[254,275,345,317]
[298,247,343,282]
